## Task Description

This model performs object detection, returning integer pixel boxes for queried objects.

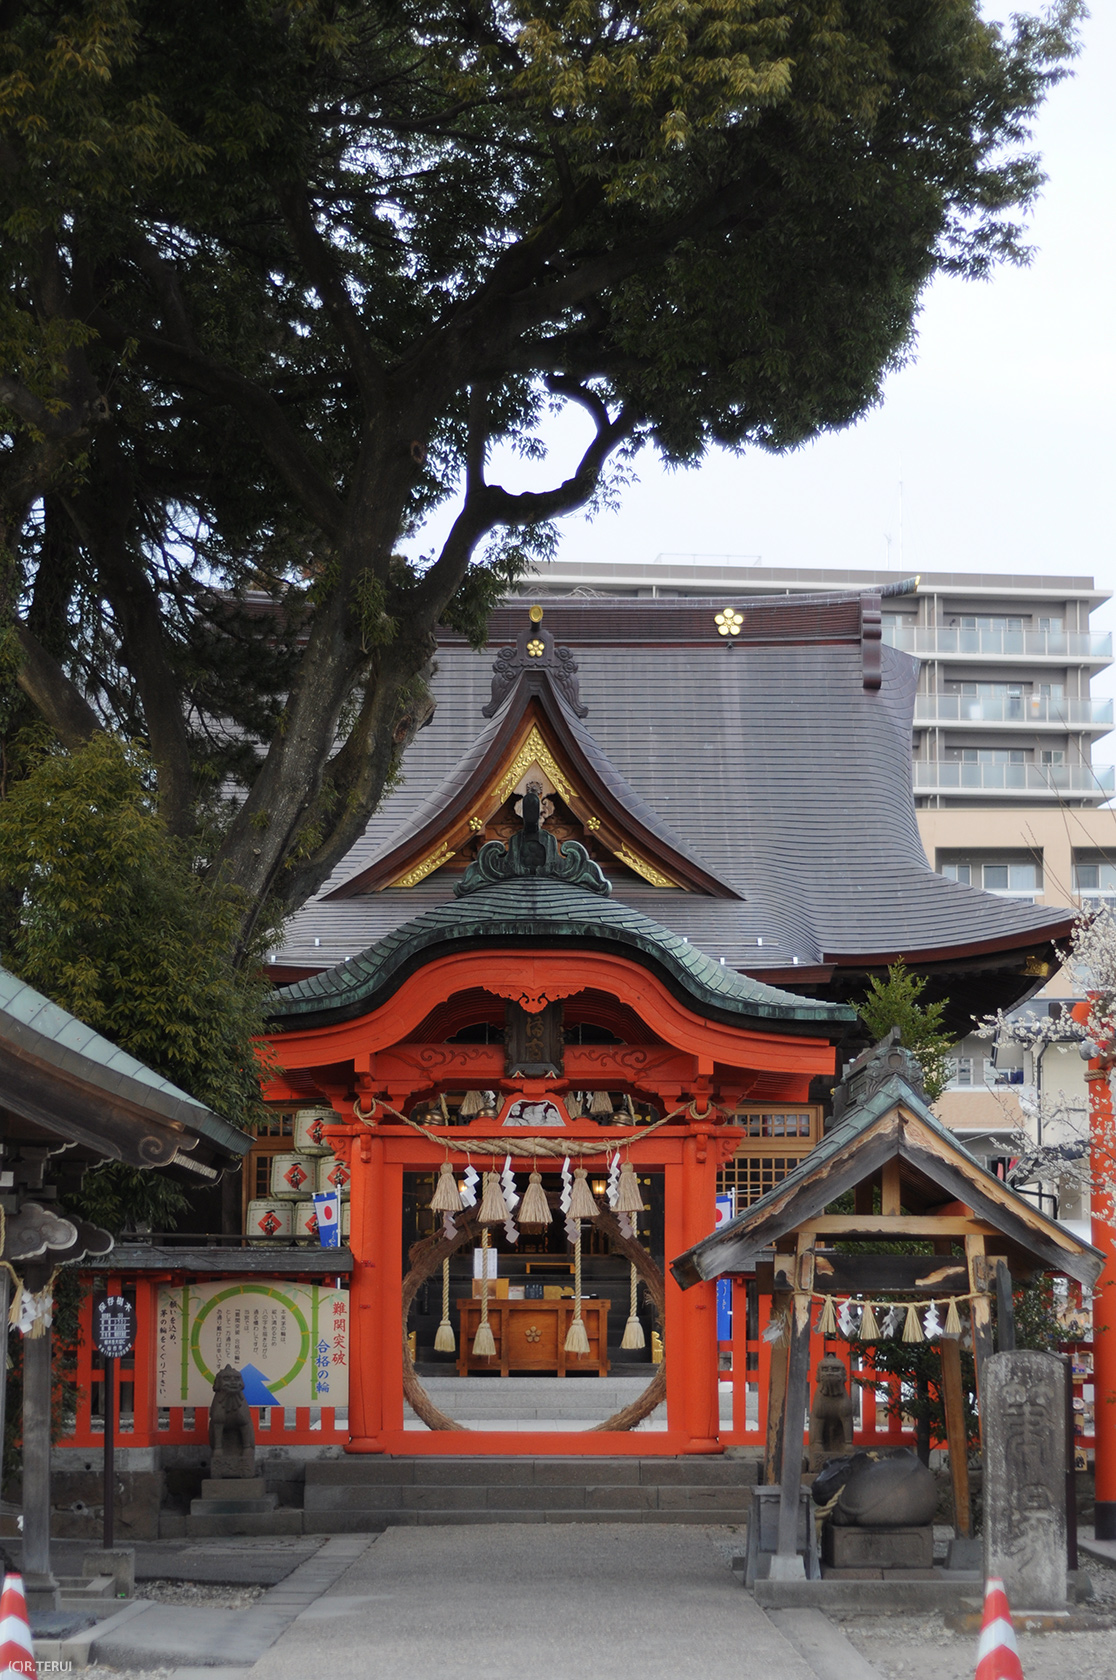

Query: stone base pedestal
[823,1523,934,1571]
[23,1573,60,1612]
[83,1546,135,1597]
[211,1448,256,1480]
[200,1476,267,1501]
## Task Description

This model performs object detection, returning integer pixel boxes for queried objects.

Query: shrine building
[59,587,1089,1529]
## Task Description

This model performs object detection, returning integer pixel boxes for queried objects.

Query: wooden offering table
[456,1298,610,1376]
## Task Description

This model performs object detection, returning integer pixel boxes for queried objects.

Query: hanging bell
[567,1168,600,1219]
[615,1161,644,1214]
[430,1161,464,1214]
[478,1171,510,1224]
[518,1170,552,1228]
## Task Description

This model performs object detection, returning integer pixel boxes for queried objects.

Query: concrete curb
[765,1608,888,1680]
[753,1575,981,1611]
[87,1534,374,1669]
[35,1599,154,1668]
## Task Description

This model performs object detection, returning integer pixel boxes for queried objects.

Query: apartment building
[515,559,1115,1217]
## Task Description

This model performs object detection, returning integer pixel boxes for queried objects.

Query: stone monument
[187,1365,279,1533]
[983,1350,1067,1608]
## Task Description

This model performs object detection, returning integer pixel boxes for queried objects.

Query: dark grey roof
[671,1069,1104,1289]
[275,596,1072,989]
[0,964,251,1168]
[270,875,854,1032]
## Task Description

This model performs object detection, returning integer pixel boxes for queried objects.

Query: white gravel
[136,1578,265,1609]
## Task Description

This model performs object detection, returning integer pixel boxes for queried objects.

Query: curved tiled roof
[276,593,1074,1025]
[269,875,854,1032]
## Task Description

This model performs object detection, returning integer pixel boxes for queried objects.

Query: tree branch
[12,620,102,750]
[89,312,348,543]
[278,183,386,403]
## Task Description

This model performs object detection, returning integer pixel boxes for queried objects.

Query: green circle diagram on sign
[189,1285,311,1394]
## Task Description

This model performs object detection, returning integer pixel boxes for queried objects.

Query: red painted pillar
[346,1129,385,1451]
[1088,1059,1116,1537]
[667,1133,721,1453]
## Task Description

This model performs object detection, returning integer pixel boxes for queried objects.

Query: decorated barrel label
[245,1199,295,1243]
[293,1200,320,1242]
[317,1154,351,1198]
[293,1107,334,1155]
[270,1152,314,1198]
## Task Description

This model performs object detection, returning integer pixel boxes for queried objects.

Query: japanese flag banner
[314,1189,341,1248]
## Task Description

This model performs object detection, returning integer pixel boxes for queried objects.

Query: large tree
[0,0,1079,949]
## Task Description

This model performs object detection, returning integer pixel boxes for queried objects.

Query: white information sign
[156,1279,348,1407]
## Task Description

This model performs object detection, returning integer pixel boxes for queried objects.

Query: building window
[1074,858,1116,906]
[939,853,1041,897]
[1040,750,1065,765]
[951,1057,975,1087]
[945,748,1028,765]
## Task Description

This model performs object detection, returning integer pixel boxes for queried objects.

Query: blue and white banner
[314,1189,341,1248]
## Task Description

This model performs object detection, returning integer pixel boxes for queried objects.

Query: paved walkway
[240,1526,874,1680]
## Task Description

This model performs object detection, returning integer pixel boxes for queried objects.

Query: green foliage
[0,734,272,1225]
[857,963,954,1102]
[857,1333,979,1450]
[0,0,1084,938]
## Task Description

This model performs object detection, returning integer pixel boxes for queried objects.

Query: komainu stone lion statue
[808,1354,855,1472]
[208,1364,255,1478]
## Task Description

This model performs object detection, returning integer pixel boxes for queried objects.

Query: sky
[414,3,1116,753]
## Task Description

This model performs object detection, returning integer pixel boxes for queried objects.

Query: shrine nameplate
[455,1299,610,1377]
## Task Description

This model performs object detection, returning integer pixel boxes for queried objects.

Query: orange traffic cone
[0,1564,36,1680]
[974,1577,1023,1680]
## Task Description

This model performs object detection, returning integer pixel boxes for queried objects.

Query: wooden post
[939,1335,971,1538]
[764,1293,790,1485]
[679,1133,721,1451]
[20,1270,58,1608]
[773,1233,814,1573]
[880,1159,902,1216]
[966,1234,994,1443]
[993,1258,1016,1353]
[346,1129,385,1451]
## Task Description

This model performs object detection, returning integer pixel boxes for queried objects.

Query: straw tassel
[478,1170,510,1224]
[859,1301,880,1341]
[430,1161,464,1214]
[472,1229,496,1358]
[564,1221,590,1356]
[567,1167,600,1219]
[902,1302,924,1343]
[816,1294,838,1337]
[433,1258,455,1353]
[589,1090,614,1118]
[615,1160,644,1214]
[620,1262,645,1350]
[519,1170,552,1228]
[458,1089,486,1118]
[944,1297,962,1336]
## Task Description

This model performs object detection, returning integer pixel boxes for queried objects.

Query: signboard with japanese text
[155,1280,348,1407]
[96,1295,137,1359]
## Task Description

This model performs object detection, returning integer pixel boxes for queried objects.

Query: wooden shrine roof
[0,963,251,1175]
[671,1066,1104,1290]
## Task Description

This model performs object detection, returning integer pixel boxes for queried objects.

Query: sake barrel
[271,1152,314,1198]
[317,1154,352,1199]
[245,1199,294,1244]
[293,1200,320,1243]
[293,1107,333,1155]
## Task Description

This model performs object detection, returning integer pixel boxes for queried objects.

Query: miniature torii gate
[673,1039,1103,1575]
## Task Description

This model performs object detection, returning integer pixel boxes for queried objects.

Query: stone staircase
[303,1455,759,1528]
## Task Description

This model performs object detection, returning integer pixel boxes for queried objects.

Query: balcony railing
[913,761,1116,795]
[914,694,1114,728]
[884,626,1112,660]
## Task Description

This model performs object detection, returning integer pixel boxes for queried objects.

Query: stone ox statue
[208,1364,256,1479]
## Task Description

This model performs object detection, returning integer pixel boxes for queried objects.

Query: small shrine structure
[673,1038,1103,1576]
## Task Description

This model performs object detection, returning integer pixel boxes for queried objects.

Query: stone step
[302,1455,758,1526]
